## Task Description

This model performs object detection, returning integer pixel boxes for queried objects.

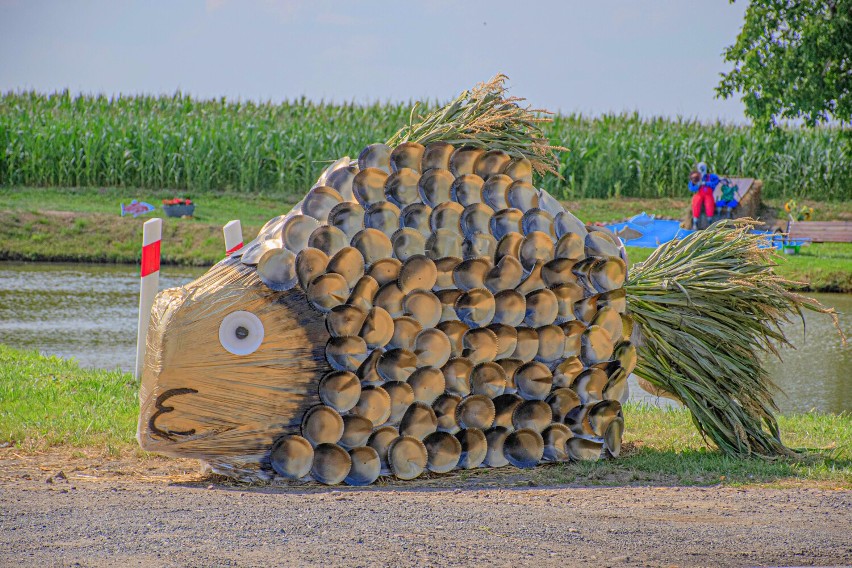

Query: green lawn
[1,345,849,487]
[0,186,298,227]
[0,344,139,453]
[772,242,852,292]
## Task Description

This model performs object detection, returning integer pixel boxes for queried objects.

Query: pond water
[0,261,849,414]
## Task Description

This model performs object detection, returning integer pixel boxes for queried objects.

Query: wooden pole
[135,218,162,379]
[224,220,243,254]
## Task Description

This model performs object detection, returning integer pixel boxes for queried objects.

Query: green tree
[717,0,852,128]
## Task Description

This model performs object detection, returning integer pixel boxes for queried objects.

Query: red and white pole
[135,218,162,379]
[223,219,243,255]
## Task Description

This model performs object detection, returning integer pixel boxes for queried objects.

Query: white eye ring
[219,311,264,356]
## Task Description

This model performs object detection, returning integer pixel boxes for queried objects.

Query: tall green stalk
[2,90,848,198]
[627,220,844,457]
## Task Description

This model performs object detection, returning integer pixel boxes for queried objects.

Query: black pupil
[235,326,249,340]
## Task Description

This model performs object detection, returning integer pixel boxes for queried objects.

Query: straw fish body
[137,142,635,484]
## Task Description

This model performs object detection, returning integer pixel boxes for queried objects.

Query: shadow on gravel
[169,444,851,493]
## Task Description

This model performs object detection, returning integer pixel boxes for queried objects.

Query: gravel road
[2,464,850,568]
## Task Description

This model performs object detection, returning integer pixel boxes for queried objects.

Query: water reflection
[0,261,848,413]
[0,262,205,372]
[761,292,850,414]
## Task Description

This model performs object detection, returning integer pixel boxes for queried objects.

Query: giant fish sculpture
[137,77,836,485]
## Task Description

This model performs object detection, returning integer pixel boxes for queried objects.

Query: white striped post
[223,220,243,255]
[135,218,162,379]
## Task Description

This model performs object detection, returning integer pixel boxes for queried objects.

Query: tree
[717,0,852,128]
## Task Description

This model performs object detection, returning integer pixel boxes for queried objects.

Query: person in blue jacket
[715,178,739,219]
[689,162,720,230]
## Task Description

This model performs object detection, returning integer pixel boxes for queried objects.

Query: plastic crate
[163,204,195,218]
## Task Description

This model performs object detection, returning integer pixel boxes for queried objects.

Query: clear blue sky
[0,0,750,122]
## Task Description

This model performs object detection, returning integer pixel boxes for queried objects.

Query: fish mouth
[138,384,235,453]
[146,387,200,442]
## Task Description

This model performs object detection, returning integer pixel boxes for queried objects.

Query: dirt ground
[1,450,850,568]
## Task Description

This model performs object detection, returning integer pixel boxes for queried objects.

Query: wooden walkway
[788,221,852,243]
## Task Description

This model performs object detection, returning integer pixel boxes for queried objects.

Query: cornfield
[1,90,849,200]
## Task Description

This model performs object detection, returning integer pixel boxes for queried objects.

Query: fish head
[137,258,330,463]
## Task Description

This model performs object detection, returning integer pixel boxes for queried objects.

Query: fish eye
[219,311,264,355]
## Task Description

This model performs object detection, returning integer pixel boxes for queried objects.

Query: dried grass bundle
[627,219,844,457]
[388,74,565,176]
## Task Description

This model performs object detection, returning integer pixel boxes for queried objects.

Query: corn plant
[1,90,849,200]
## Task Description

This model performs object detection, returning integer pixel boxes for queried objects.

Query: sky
[0,0,750,122]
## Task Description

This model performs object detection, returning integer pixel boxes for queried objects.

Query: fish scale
[223,140,632,485]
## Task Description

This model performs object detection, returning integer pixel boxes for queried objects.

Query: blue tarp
[604,212,801,250]
[604,213,694,248]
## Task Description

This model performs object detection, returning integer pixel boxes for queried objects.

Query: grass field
[1,345,848,487]
[0,345,138,454]
[2,91,850,200]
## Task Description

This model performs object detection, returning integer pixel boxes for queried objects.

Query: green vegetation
[773,242,852,292]
[718,0,852,128]
[0,209,261,266]
[0,344,138,451]
[551,113,850,201]
[2,91,849,200]
[0,186,291,226]
[1,345,847,486]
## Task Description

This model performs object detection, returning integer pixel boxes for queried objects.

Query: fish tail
[625,218,844,457]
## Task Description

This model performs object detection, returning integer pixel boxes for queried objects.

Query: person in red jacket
[689,162,720,230]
